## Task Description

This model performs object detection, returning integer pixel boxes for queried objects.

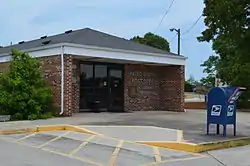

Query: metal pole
[177,29,181,55]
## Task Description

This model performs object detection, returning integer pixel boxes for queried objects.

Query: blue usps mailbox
[207,87,246,136]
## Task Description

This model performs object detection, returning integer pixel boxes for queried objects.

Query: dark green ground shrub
[0,49,56,120]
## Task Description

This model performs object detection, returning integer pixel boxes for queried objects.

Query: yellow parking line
[152,147,161,162]
[42,148,103,166]
[16,132,37,142]
[141,155,207,166]
[108,140,124,166]
[69,135,96,156]
[37,131,70,148]
[177,130,183,142]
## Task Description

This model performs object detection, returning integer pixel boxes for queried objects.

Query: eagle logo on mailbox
[211,105,222,116]
[227,105,234,116]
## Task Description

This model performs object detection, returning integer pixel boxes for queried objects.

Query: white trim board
[0,43,187,65]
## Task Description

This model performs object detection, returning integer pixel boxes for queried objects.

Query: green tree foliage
[198,0,250,107]
[131,32,170,52]
[185,75,196,92]
[0,49,54,120]
[185,81,193,92]
[186,74,196,85]
[200,55,219,88]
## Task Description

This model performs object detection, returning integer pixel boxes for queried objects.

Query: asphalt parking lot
[1,110,250,165]
[0,130,217,166]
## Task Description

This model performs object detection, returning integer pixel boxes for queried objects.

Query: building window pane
[80,64,93,87]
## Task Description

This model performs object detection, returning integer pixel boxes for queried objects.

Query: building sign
[128,71,154,78]
[128,86,137,98]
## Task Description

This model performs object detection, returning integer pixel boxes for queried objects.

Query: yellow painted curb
[0,128,37,135]
[137,141,198,153]
[196,137,250,152]
[138,136,250,153]
[65,125,103,136]
[0,125,102,136]
[37,125,66,132]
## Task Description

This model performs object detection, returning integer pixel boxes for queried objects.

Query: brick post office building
[0,28,187,116]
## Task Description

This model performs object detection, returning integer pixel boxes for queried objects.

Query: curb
[137,136,250,153]
[0,125,103,136]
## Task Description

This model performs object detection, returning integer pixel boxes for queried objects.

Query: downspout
[59,45,64,115]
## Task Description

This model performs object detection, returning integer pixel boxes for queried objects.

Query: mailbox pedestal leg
[207,124,209,135]
[223,125,227,136]
[234,123,236,136]
[217,124,220,134]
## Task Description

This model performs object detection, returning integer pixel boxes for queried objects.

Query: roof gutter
[59,45,64,115]
[0,42,187,60]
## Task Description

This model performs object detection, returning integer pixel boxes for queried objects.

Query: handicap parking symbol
[211,105,222,116]
[227,105,234,116]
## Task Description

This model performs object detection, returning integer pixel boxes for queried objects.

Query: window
[80,64,93,87]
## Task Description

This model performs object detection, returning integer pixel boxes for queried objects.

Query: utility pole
[170,28,181,55]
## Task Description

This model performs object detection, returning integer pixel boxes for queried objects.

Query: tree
[186,74,196,85]
[200,55,219,88]
[185,81,193,92]
[185,75,197,92]
[198,0,250,107]
[0,49,54,120]
[131,32,170,52]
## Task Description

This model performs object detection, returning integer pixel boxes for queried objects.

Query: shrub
[0,49,55,120]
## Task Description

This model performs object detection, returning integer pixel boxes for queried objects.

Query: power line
[154,0,175,32]
[182,14,203,35]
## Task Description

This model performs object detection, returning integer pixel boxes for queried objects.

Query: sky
[0,0,213,80]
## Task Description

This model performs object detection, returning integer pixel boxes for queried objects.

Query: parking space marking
[69,135,96,156]
[1,131,208,166]
[1,133,103,166]
[15,132,37,142]
[152,147,161,162]
[141,155,207,166]
[42,147,103,166]
[37,131,70,148]
[108,140,123,166]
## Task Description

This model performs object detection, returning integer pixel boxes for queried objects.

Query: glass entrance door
[79,62,124,112]
[108,68,124,111]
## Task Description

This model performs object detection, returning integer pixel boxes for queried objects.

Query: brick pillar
[159,65,185,112]
[40,56,61,112]
[63,55,73,116]
[72,58,80,113]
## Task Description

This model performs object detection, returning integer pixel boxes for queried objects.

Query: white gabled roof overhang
[0,43,187,66]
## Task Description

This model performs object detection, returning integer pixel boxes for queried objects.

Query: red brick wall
[159,65,185,112]
[124,64,161,111]
[41,55,80,116]
[124,64,185,112]
[40,56,61,110]
[0,55,75,116]
[0,56,185,115]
